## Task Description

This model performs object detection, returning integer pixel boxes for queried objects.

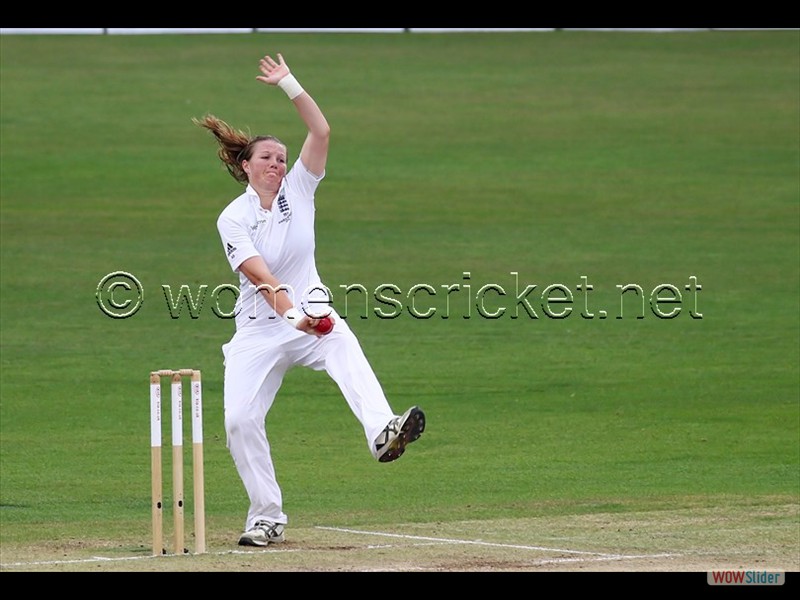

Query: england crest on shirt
[276,190,292,224]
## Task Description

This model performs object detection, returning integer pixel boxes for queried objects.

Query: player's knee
[224,406,261,436]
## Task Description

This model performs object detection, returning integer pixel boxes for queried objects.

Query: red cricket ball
[315,316,333,335]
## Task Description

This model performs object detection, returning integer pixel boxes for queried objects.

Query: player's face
[244,140,287,189]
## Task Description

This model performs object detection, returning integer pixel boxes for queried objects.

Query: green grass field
[1,30,798,572]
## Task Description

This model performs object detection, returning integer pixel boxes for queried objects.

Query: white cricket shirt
[217,159,327,341]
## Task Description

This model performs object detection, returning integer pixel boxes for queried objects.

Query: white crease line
[1,555,153,568]
[531,553,679,566]
[317,526,682,560]
[0,547,304,569]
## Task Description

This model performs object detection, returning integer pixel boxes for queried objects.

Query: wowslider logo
[708,569,785,586]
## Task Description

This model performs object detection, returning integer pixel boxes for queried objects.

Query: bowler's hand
[257,53,291,86]
[296,315,334,338]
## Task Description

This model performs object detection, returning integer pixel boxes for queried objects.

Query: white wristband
[277,74,304,100]
[282,307,303,329]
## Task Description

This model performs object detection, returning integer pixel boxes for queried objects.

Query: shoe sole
[238,534,285,547]
[238,536,267,547]
[378,406,425,463]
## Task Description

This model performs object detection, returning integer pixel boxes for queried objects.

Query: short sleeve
[217,210,260,272]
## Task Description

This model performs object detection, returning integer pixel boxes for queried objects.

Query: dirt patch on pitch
[2,501,798,572]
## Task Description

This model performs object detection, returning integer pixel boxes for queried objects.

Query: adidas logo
[226,242,236,258]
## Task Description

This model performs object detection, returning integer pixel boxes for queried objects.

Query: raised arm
[257,53,330,177]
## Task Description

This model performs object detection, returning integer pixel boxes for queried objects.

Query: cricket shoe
[238,520,286,546]
[374,406,426,463]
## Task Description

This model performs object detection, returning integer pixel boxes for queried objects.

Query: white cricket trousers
[221,317,396,531]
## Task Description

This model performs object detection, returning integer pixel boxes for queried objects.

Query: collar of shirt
[246,183,285,213]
